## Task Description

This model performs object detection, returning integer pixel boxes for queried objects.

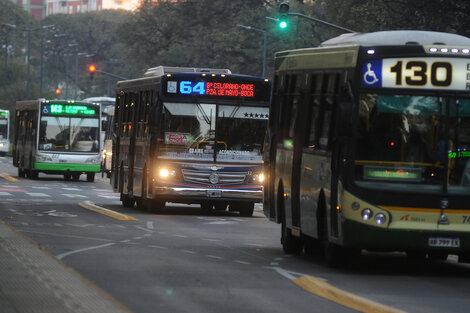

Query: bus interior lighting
[367,49,375,55]
[451,48,459,53]
[375,213,387,225]
[463,49,470,54]
[430,47,438,52]
[440,48,449,53]
[361,208,373,220]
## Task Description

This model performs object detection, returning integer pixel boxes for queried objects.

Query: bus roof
[82,97,115,103]
[321,30,470,47]
[144,66,231,77]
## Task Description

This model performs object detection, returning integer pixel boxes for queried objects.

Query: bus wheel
[121,193,135,208]
[281,216,303,254]
[18,168,25,178]
[72,173,80,181]
[86,173,95,182]
[64,173,71,180]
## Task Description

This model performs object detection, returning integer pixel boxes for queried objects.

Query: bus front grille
[182,169,247,185]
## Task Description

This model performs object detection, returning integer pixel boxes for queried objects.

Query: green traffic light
[279,21,287,29]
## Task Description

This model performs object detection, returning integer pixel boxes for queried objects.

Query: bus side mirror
[336,102,353,137]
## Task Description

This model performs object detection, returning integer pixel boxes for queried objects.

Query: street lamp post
[237,24,267,78]
[39,25,55,94]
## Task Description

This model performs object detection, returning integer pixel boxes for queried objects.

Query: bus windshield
[354,94,470,194]
[39,116,100,152]
[0,119,7,140]
[159,102,267,162]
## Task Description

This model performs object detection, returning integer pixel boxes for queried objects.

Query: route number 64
[390,60,452,87]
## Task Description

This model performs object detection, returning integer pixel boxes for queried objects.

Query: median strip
[79,201,137,221]
[293,275,407,313]
[0,173,19,182]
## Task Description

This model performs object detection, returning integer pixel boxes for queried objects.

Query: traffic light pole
[94,69,128,80]
[237,24,267,78]
[287,12,356,33]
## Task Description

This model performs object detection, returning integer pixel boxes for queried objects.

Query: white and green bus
[0,109,9,156]
[264,30,470,266]
[13,100,101,181]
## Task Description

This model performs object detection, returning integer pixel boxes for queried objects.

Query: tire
[72,173,80,181]
[18,167,25,178]
[281,216,303,254]
[121,193,135,208]
[86,173,95,182]
[64,173,71,181]
[29,170,38,180]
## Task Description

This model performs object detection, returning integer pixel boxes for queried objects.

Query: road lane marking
[26,192,51,197]
[57,243,116,260]
[0,192,12,196]
[79,201,137,221]
[63,194,87,198]
[0,173,19,182]
[293,275,407,313]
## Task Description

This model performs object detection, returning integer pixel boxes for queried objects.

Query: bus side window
[318,74,339,148]
[306,73,323,148]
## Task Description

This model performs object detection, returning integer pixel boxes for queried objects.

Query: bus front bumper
[342,219,470,254]
[151,186,262,202]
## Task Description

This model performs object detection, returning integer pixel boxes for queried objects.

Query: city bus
[83,97,116,177]
[111,66,271,216]
[13,100,101,181]
[0,109,10,156]
[263,30,470,266]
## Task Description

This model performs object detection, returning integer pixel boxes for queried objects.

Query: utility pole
[1,24,16,99]
[237,24,267,78]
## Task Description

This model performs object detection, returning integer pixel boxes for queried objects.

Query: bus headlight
[157,167,178,180]
[361,208,373,220]
[249,172,265,183]
[374,213,387,225]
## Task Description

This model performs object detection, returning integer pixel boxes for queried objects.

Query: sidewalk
[0,219,133,313]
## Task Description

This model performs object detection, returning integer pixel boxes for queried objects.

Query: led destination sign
[164,77,271,101]
[41,104,97,116]
[168,80,255,97]
[361,57,470,91]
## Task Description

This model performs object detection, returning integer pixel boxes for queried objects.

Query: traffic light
[88,64,96,79]
[55,88,61,95]
[278,1,290,29]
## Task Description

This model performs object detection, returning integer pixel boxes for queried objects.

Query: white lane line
[26,193,51,197]
[63,194,87,198]
[56,243,116,260]
[201,238,221,242]
[181,249,196,254]
[234,260,251,265]
[173,234,188,238]
[31,186,51,189]
[149,245,167,249]
[62,187,82,191]
[146,221,154,229]
[206,255,224,260]
[0,192,12,196]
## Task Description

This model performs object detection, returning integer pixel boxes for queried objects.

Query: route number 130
[390,61,452,87]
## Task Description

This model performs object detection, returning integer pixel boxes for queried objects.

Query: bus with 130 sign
[264,30,470,266]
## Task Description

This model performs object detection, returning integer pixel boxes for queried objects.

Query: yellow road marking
[79,201,137,221]
[0,173,19,182]
[293,276,407,313]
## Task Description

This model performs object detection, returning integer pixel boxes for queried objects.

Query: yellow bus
[263,30,470,267]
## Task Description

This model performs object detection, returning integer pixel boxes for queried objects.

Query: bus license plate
[428,237,460,248]
[207,190,222,198]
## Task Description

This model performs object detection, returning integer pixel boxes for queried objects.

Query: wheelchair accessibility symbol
[361,60,382,87]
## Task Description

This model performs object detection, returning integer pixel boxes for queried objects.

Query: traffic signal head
[278,2,290,29]
[55,88,61,95]
[88,65,96,80]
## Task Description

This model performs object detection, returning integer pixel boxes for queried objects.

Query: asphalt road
[1,155,470,313]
